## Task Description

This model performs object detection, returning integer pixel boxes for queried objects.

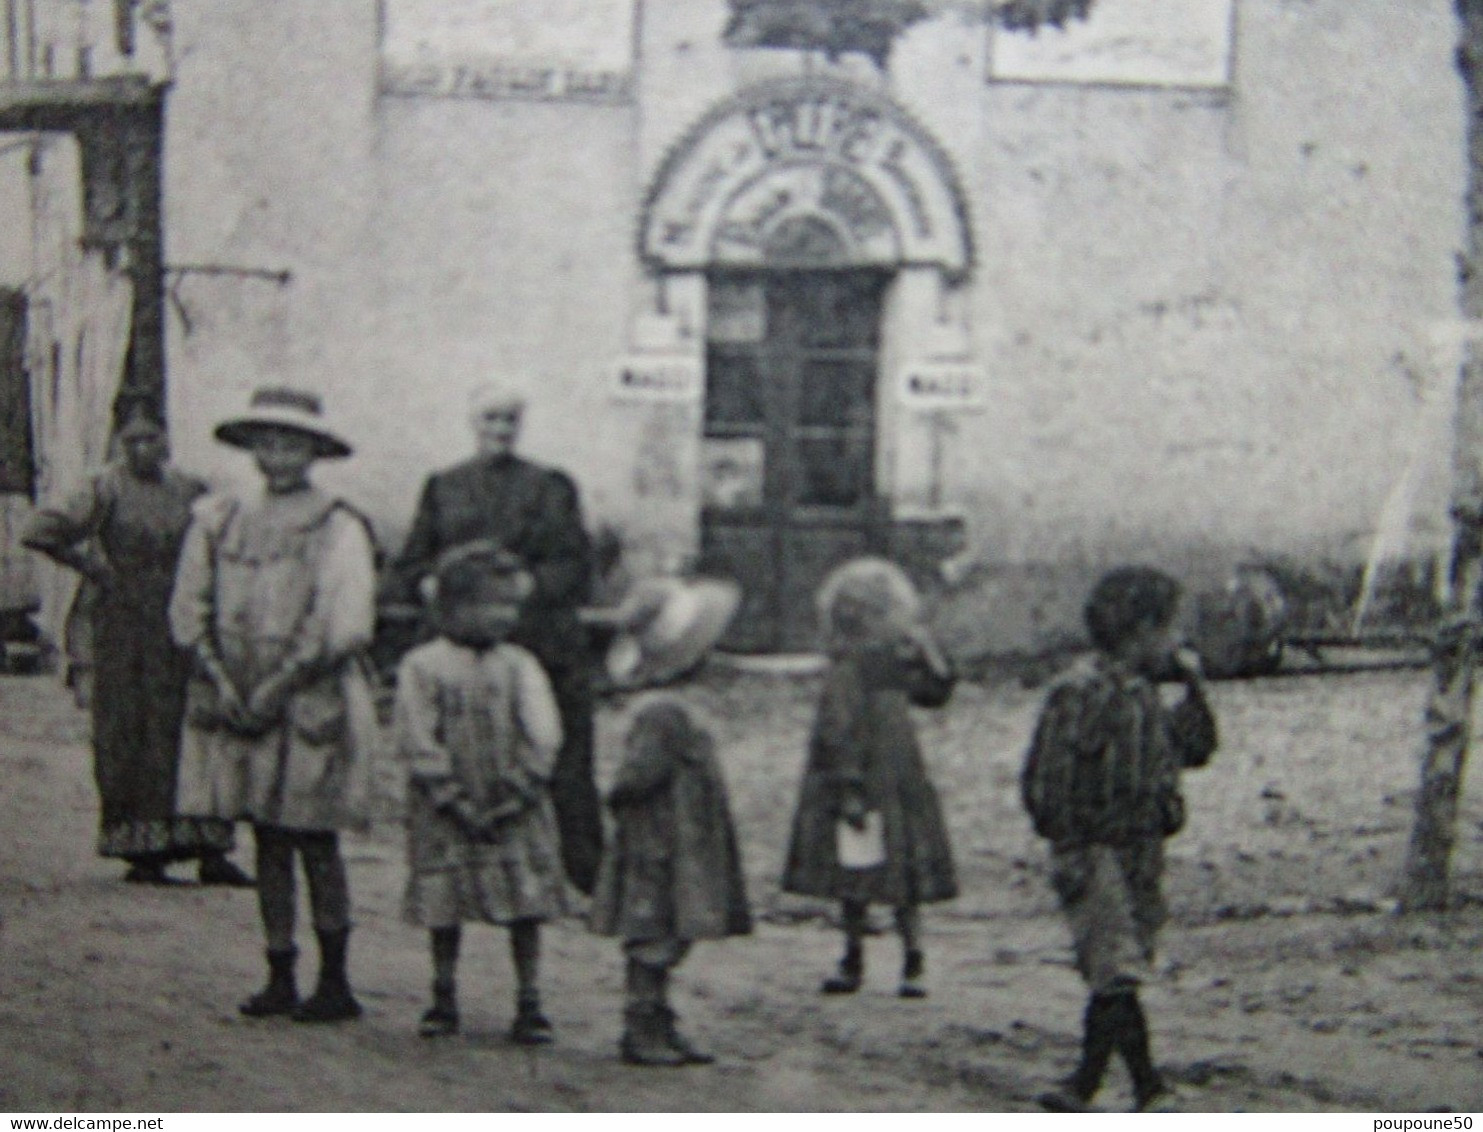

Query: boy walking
[1021,567,1217,1112]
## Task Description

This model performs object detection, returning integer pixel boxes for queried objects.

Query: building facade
[3,0,1469,652]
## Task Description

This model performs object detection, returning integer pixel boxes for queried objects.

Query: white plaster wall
[157,0,1467,583]
[0,145,32,288]
[163,0,383,521]
[366,94,640,554]
[935,0,1464,569]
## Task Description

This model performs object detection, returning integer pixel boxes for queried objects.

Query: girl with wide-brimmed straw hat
[170,386,378,1024]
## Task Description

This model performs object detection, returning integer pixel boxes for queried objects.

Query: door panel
[695,520,778,653]
[777,522,873,652]
[794,435,871,509]
[701,270,886,652]
[704,348,766,428]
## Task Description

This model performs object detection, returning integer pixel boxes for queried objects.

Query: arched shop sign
[640,77,973,279]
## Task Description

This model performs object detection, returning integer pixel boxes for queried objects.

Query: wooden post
[1399,0,1483,912]
[1401,614,1477,910]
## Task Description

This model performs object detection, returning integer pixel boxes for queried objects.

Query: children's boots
[899,948,927,998]
[240,947,299,1017]
[658,1004,714,1065]
[620,959,688,1067]
[510,993,554,1045]
[418,980,459,1038]
[293,928,362,1023]
[621,1006,689,1067]
[821,940,863,994]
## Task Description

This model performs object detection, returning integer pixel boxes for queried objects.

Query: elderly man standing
[387,382,602,894]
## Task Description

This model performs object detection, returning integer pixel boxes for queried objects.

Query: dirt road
[1,668,1480,1112]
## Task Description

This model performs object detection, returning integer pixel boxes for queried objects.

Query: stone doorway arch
[639,78,974,651]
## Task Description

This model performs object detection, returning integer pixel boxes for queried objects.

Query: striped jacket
[1021,655,1217,847]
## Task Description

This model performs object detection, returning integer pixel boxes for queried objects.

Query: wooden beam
[0,75,160,128]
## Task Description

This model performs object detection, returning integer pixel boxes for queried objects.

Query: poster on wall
[898,363,986,411]
[990,0,1234,88]
[701,438,765,512]
[380,0,635,103]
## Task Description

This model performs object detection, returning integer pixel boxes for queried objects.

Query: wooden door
[699,271,886,652]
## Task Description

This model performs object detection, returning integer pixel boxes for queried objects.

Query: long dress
[782,642,959,907]
[169,486,377,831]
[22,463,235,862]
[395,638,568,927]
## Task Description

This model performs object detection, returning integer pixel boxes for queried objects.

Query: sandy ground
[1,664,1482,1113]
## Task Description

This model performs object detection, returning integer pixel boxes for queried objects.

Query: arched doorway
[639,77,974,651]
[700,267,887,651]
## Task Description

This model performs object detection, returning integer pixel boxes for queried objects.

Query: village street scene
[2,0,1483,1114]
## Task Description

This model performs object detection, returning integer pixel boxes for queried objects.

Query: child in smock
[781,558,959,999]
[589,697,751,1066]
[395,542,568,1043]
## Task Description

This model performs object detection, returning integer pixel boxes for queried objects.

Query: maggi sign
[899,364,985,410]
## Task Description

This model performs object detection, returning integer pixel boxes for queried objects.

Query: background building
[1,0,1468,654]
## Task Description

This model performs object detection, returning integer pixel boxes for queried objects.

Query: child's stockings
[822,899,869,993]
[893,904,926,998]
[509,919,553,1044]
[419,926,461,1037]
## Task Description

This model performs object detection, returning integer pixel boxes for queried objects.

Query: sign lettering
[381,0,635,104]
[641,78,972,277]
[380,59,631,103]
[612,357,702,403]
[899,363,986,410]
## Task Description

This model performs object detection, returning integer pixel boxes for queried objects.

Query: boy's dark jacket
[590,699,752,941]
[1021,655,1217,847]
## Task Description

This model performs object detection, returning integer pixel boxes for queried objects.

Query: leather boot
[898,948,927,999]
[621,1006,689,1067]
[293,928,362,1023]
[418,979,458,1038]
[510,993,554,1046]
[658,1004,714,1064]
[646,964,712,1063]
[239,948,298,1017]
[620,959,686,1066]
[821,939,863,994]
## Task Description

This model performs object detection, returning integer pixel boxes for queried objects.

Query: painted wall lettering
[380,0,635,103]
[641,78,972,276]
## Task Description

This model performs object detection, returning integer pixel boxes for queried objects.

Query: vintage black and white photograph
[1,0,1481,1114]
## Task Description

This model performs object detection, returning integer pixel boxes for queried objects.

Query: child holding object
[394,542,568,1043]
[781,558,958,999]
[589,697,751,1066]
[1022,566,1217,1112]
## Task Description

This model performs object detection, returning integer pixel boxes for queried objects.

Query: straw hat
[605,577,742,691]
[214,386,352,459]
